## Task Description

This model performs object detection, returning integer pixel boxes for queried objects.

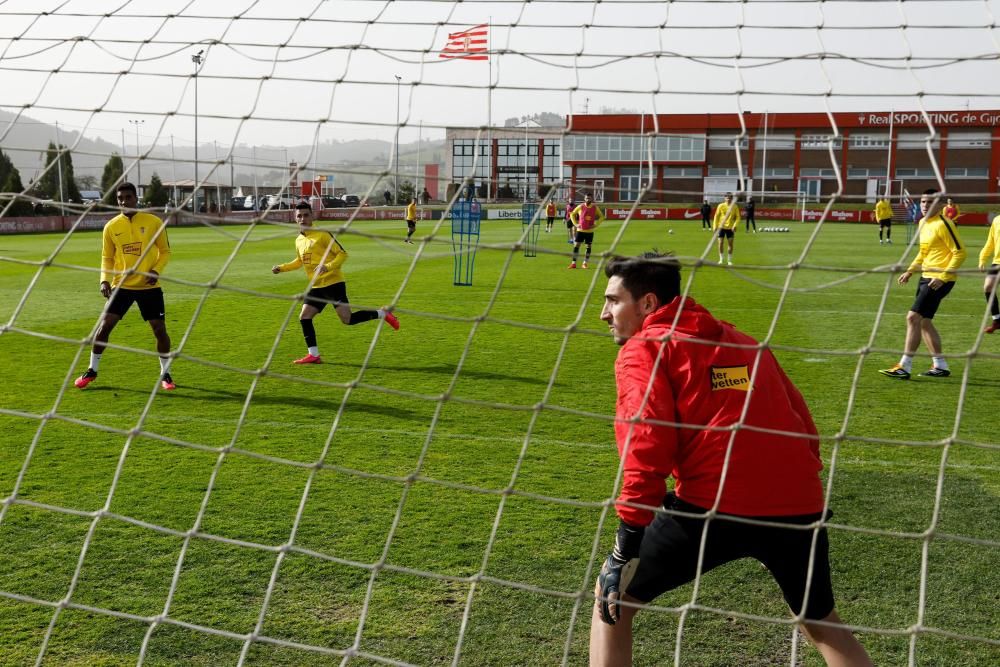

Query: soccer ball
[668,229,674,234]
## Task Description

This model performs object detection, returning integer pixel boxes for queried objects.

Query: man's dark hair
[295,201,311,211]
[116,182,137,196]
[604,251,681,305]
[923,188,939,196]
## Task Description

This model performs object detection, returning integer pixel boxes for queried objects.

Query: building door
[866,178,881,203]
[798,177,822,202]
[619,171,641,201]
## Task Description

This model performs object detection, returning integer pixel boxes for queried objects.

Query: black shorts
[406,219,416,230]
[575,231,595,244]
[878,218,892,228]
[910,277,955,319]
[987,264,999,276]
[717,228,735,239]
[304,282,348,312]
[566,218,574,229]
[106,288,166,321]
[626,494,836,620]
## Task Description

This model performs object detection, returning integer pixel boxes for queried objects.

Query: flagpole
[487,16,492,202]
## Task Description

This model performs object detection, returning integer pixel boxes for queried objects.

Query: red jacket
[613,297,824,526]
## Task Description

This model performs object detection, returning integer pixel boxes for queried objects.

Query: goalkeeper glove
[597,520,645,625]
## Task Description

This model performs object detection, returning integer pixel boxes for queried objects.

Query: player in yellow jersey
[271,203,399,365]
[879,190,967,379]
[874,197,893,245]
[74,182,175,391]
[404,196,417,244]
[712,193,741,265]
[979,213,1000,334]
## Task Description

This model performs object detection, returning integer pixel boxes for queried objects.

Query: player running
[74,182,176,391]
[271,203,399,365]
[980,212,1000,333]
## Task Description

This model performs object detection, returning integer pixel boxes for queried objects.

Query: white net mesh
[1,2,999,666]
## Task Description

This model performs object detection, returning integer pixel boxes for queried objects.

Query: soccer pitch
[1,217,997,665]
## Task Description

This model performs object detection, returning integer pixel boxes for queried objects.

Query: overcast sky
[3,0,1000,162]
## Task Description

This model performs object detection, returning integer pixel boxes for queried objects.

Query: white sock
[89,352,102,372]
[308,346,319,357]
[899,355,913,372]
[719,254,724,263]
[932,356,949,370]
[377,308,386,320]
[159,356,171,374]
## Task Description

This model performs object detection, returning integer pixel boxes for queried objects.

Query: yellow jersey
[100,212,170,290]
[712,202,741,231]
[405,201,417,222]
[979,214,1000,269]
[874,199,892,221]
[907,213,966,282]
[276,229,348,288]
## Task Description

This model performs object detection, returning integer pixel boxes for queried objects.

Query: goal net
[1,2,998,666]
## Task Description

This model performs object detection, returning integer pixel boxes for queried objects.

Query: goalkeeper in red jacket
[591,252,872,667]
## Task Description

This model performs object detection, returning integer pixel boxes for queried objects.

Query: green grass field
[1,215,998,666]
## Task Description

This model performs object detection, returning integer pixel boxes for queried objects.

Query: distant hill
[0,109,444,191]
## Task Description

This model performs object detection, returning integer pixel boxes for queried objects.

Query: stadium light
[192,50,204,212]
[128,119,145,199]
[394,74,401,205]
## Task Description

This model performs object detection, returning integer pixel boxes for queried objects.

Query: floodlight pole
[192,50,204,211]
[129,119,145,199]
[394,74,401,204]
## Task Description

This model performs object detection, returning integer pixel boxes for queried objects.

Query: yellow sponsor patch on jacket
[711,365,750,391]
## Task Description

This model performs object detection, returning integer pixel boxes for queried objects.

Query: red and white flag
[439,24,488,61]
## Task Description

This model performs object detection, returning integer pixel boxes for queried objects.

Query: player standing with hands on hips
[74,182,176,391]
[568,193,605,269]
[272,203,399,365]
[591,252,873,667]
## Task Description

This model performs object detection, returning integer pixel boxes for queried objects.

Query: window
[762,166,794,178]
[949,131,991,149]
[945,166,989,178]
[897,132,940,149]
[802,134,843,149]
[709,134,749,149]
[563,134,705,162]
[799,167,837,178]
[663,167,702,179]
[850,134,890,150]
[451,139,491,181]
[847,167,885,179]
[894,167,935,178]
[707,166,747,177]
[576,166,614,178]
[758,134,795,150]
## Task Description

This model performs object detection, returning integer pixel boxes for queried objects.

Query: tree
[36,142,83,203]
[100,154,125,205]
[76,175,99,191]
[0,150,32,216]
[145,172,169,207]
[397,180,416,205]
